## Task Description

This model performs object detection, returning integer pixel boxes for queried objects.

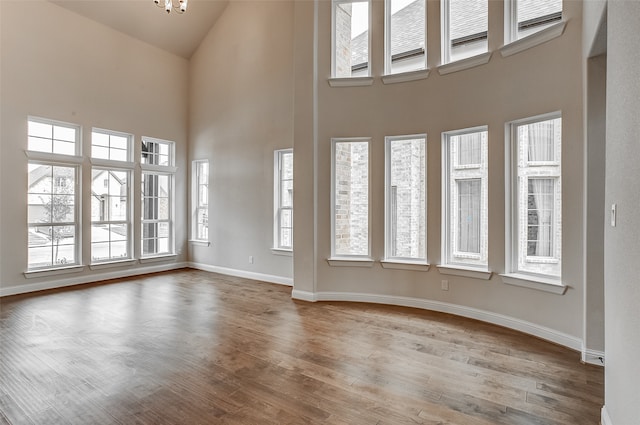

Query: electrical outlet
[441,280,449,291]
[249,256,254,264]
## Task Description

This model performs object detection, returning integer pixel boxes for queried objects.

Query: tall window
[442,127,488,268]
[27,118,81,270]
[385,0,426,74]
[442,0,488,64]
[385,135,426,261]
[274,150,293,251]
[141,137,175,257]
[332,0,370,78]
[507,114,562,278]
[505,0,562,43]
[192,160,209,242]
[332,138,370,257]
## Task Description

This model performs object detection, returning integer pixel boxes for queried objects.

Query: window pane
[54,141,76,156]
[281,152,293,180]
[28,121,52,139]
[389,0,425,74]
[53,125,76,142]
[334,1,369,78]
[334,141,369,256]
[524,118,560,162]
[28,119,78,155]
[92,132,109,147]
[92,146,109,160]
[457,132,482,166]
[527,178,555,257]
[457,179,481,254]
[448,0,488,62]
[516,0,562,39]
[111,148,128,162]
[111,135,128,150]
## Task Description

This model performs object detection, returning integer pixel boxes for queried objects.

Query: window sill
[438,52,492,76]
[25,150,83,163]
[89,259,137,270]
[381,68,430,85]
[380,260,430,271]
[328,77,374,87]
[139,254,177,264]
[500,273,567,294]
[327,257,375,267]
[271,248,293,257]
[500,20,567,58]
[90,158,135,169]
[437,265,492,280]
[140,164,178,173]
[24,265,85,279]
[189,240,211,247]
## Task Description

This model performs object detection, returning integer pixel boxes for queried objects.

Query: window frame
[27,116,81,157]
[441,0,488,65]
[505,112,562,281]
[273,149,293,252]
[441,126,489,270]
[384,134,427,263]
[504,0,563,45]
[91,128,133,163]
[332,0,372,79]
[384,0,426,75]
[330,137,372,261]
[191,159,210,244]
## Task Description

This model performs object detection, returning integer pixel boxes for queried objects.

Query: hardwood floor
[0,269,603,424]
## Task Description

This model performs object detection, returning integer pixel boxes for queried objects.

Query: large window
[507,114,562,279]
[505,0,562,43]
[192,160,209,243]
[442,127,488,268]
[28,117,80,156]
[384,135,426,261]
[332,138,370,257]
[332,0,370,78]
[141,138,175,257]
[274,150,293,251]
[441,0,488,64]
[385,0,426,75]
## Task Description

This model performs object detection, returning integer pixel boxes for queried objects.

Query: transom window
[141,138,173,166]
[442,0,488,64]
[385,0,426,74]
[505,0,562,43]
[28,117,80,156]
[91,129,131,162]
[332,0,370,78]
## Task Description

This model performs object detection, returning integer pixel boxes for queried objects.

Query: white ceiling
[50,0,229,59]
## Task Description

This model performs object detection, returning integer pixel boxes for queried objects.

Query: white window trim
[328,77,375,87]
[24,265,85,279]
[91,127,133,163]
[90,158,135,170]
[27,116,82,157]
[331,0,371,79]
[502,2,566,57]
[440,0,489,66]
[505,111,562,283]
[384,0,426,77]
[89,259,138,270]
[380,259,430,271]
[384,134,427,264]
[441,126,489,271]
[273,149,293,251]
[437,52,492,76]
[330,137,372,261]
[381,69,430,85]
[191,159,209,244]
[25,150,83,164]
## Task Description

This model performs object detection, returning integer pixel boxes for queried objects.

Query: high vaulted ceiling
[50,0,229,59]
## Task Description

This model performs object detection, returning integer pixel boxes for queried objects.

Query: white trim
[500,20,567,58]
[328,77,374,87]
[3,263,188,297]
[380,260,430,271]
[90,157,135,169]
[24,265,85,279]
[438,52,492,76]
[271,248,293,257]
[581,348,605,366]
[25,150,84,164]
[139,254,178,264]
[189,240,211,247]
[601,406,613,425]
[327,257,375,267]
[501,273,567,294]
[437,265,492,280]
[290,290,582,351]
[140,163,178,173]
[89,259,137,270]
[188,262,293,286]
[381,69,430,85]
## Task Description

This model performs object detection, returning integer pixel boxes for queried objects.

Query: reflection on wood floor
[0,269,603,424]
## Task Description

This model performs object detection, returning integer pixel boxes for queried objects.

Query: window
[507,114,561,279]
[192,160,209,242]
[505,0,562,43]
[274,150,293,251]
[385,0,426,74]
[441,0,488,64]
[28,117,80,156]
[91,129,131,162]
[331,138,370,257]
[384,135,426,261]
[442,127,488,268]
[141,138,175,257]
[332,0,370,78]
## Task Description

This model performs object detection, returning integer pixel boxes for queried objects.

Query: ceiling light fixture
[153,0,188,14]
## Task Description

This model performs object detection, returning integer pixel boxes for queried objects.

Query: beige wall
[604,1,640,423]
[188,1,295,280]
[294,0,590,346]
[0,1,189,294]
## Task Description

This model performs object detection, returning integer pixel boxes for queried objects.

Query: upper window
[331,138,370,257]
[442,0,488,64]
[507,114,562,279]
[505,0,562,43]
[274,150,293,251]
[192,160,209,242]
[384,135,426,261]
[28,117,80,156]
[141,138,173,166]
[91,129,131,162]
[385,0,426,75]
[332,0,370,78]
[442,127,488,268]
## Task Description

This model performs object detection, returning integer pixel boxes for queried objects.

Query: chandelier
[153,0,188,14]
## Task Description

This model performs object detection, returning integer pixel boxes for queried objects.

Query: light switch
[611,204,617,227]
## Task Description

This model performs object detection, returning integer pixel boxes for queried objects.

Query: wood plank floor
[0,269,603,424]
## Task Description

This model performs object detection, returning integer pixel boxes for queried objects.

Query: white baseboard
[582,348,605,366]
[601,406,613,425]
[188,262,293,287]
[291,290,582,351]
[0,262,189,297]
